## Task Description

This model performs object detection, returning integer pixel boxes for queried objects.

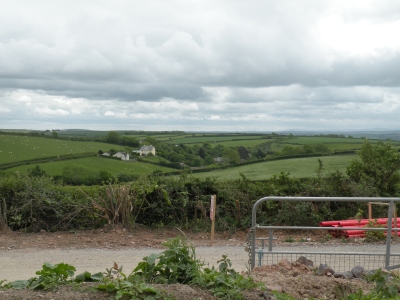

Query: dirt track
[2,228,400,283]
[1,246,249,281]
[2,229,398,300]
[3,242,399,282]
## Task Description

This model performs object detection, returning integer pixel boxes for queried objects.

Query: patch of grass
[6,157,176,176]
[190,155,357,181]
[0,135,111,165]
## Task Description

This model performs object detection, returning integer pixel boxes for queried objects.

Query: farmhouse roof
[140,145,155,151]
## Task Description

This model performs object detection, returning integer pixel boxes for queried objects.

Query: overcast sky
[1,0,400,132]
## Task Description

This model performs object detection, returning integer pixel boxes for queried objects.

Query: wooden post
[368,203,372,220]
[210,194,216,242]
[368,201,398,240]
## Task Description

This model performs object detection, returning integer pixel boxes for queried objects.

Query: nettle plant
[131,236,261,300]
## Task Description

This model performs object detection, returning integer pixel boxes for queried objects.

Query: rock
[278,258,292,270]
[175,284,198,295]
[334,271,354,279]
[266,284,283,293]
[260,291,276,300]
[296,256,314,267]
[317,263,335,276]
[291,271,300,277]
[351,265,364,278]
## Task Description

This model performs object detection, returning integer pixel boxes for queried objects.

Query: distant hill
[278,130,400,141]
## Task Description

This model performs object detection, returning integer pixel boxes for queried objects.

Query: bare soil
[0,227,376,299]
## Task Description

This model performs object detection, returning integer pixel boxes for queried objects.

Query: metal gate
[247,196,400,272]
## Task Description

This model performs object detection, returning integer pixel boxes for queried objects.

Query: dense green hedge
[0,170,369,232]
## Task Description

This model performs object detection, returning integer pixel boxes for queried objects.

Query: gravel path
[3,242,400,281]
[1,246,250,281]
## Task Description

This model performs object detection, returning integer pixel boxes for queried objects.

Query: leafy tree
[222,148,240,165]
[281,146,296,155]
[120,136,140,147]
[198,147,207,159]
[237,146,249,160]
[27,165,46,177]
[106,131,120,144]
[303,144,314,153]
[98,170,112,183]
[204,156,215,166]
[212,145,225,157]
[255,149,266,158]
[313,144,329,153]
[346,141,400,196]
[51,131,58,139]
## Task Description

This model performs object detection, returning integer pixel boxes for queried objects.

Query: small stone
[291,271,300,277]
[296,256,314,267]
[278,258,292,270]
[351,265,364,278]
[266,285,283,293]
[317,263,335,276]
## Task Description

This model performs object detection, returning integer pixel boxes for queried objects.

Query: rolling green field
[0,135,120,164]
[6,157,176,176]
[283,136,400,145]
[2,132,398,181]
[190,154,357,181]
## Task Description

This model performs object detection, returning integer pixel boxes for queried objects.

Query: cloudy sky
[1,0,400,132]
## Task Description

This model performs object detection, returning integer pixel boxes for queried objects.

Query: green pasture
[208,139,277,148]
[153,134,188,141]
[190,154,357,181]
[6,157,176,176]
[284,136,400,145]
[0,135,118,164]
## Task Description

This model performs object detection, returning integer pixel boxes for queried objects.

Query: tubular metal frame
[250,197,400,270]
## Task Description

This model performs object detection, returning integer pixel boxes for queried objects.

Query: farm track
[1,228,399,282]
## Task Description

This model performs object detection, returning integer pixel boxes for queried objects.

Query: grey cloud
[1,1,400,131]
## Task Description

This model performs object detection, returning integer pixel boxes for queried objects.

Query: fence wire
[255,249,400,272]
[250,196,400,271]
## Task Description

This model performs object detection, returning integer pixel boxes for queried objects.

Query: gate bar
[251,196,400,270]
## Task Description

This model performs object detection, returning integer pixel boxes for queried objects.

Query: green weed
[365,219,386,242]
[284,236,295,243]
[320,233,332,243]
[97,262,169,300]
[1,262,102,291]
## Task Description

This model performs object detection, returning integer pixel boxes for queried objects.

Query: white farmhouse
[139,145,156,156]
[113,152,130,161]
